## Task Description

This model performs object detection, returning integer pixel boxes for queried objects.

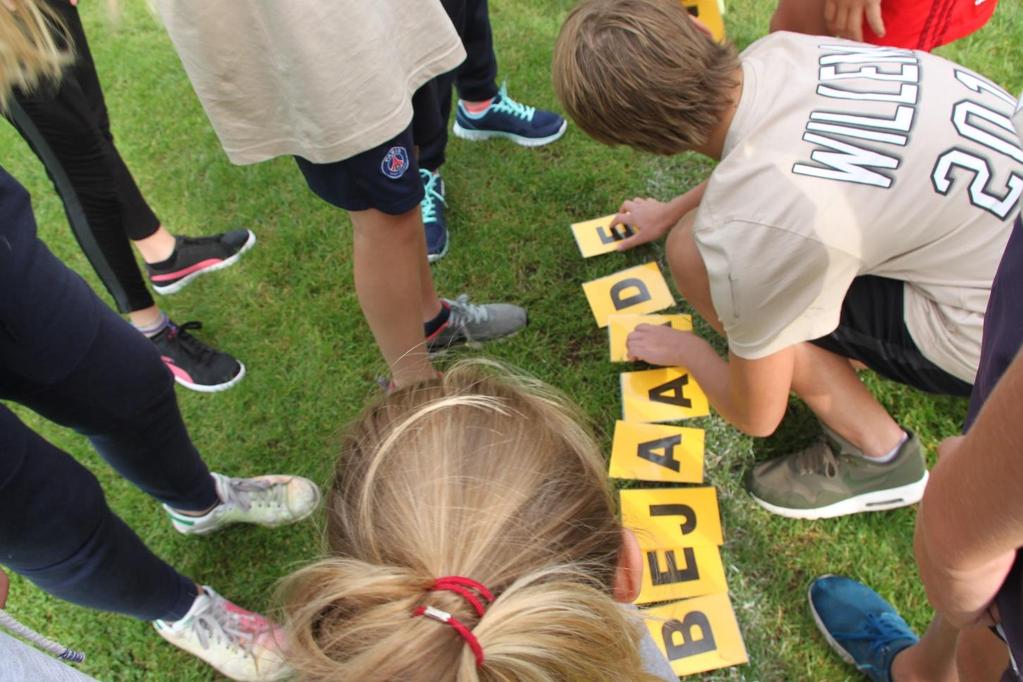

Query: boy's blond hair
[279,361,662,681]
[553,0,740,155]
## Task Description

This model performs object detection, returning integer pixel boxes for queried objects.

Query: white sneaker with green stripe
[165,472,321,535]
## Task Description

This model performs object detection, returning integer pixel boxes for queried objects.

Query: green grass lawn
[1,1,1020,680]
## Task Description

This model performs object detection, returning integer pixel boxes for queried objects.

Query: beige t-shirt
[695,32,1022,383]
[152,1,465,165]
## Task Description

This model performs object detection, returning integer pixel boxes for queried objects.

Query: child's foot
[165,472,321,535]
[153,586,290,682]
[453,83,567,147]
[748,426,927,519]
[808,575,918,681]
[147,229,256,295]
[150,320,246,393]
[420,169,449,262]
[425,294,527,352]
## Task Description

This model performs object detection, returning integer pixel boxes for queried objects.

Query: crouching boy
[552,0,1021,519]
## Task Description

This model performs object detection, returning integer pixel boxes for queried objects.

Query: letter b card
[644,593,748,676]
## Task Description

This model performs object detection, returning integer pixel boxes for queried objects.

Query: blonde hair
[280,361,661,681]
[552,0,740,155]
[0,0,68,107]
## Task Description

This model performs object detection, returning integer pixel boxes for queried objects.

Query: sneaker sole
[172,361,247,393]
[452,120,567,147]
[807,576,859,667]
[749,471,928,520]
[152,230,256,295]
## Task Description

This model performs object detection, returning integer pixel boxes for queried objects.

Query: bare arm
[915,349,1023,626]
[627,327,794,436]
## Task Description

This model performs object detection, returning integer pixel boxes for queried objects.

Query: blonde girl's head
[0,0,69,106]
[279,360,659,681]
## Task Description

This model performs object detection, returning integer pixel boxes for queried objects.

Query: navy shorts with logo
[809,275,973,397]
[294,124,423,215]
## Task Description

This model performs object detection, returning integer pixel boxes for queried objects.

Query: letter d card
[581,262,674,328]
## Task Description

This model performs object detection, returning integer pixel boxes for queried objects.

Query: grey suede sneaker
[425,294,527,352]
[747,426,927,520]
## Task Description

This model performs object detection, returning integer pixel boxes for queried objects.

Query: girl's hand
[626,324,692,366]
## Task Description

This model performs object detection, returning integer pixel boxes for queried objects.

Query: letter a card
[620,487,723,549]
[570,214,637,257]
[581,262,674,328]
[643,593,748,677]
[609,421,704,483]
[635,544,728,604]
[621,367,710,422]
[607,313,693,362]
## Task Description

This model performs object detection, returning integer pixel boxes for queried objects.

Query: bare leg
[770,0,829,35]
[350,206,438,387]
[128,305,165,329]
[890,615,961,682]
[133,226,177,264]
[955,625,1010,682]
[664,211,904,456]
[790,342,906,456]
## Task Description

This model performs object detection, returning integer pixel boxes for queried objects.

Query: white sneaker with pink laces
[153,586,290,681]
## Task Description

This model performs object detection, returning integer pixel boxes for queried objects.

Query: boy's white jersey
[152,1,465,165]
[694,32,1020,383]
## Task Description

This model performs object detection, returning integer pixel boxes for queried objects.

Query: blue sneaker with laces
[419,168,448,262]
[453,83,567,147]
[809,575,919,681]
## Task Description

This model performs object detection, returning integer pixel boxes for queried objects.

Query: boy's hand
[914,435,1014,629]
[610,198,676,251]
[0,568,8,608]
[626,324,692,366]
[824,0,884,42]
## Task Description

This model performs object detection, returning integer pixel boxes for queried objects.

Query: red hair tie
[412,576,494,668]
[412,605,485,668]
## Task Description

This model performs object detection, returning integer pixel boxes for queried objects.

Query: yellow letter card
[620,487,723,549]
[635,544,728,604]
[609,421,704,483]
[571,214,635,258]
[581,263,674,328]
[643,592,748,677]
[621,367,710,422]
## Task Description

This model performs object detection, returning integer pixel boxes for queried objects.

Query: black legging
[0,166,217,621]
[7,0,160,314]
[416,0,500,172]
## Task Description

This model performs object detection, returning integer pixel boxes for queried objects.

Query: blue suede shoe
[419,169,448,263]
[453,83,567,147]
[809,575,919,681]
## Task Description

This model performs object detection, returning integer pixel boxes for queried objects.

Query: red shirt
[862,0,998,51]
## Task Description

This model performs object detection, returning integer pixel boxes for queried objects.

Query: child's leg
[0,405,198,622]
[350,206,440,387]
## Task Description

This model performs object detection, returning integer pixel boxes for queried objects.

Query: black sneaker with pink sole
[150,320,245,393]
[146,229,255,295]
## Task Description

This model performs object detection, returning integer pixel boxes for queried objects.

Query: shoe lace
[185,594,265,657]
[221,476,286,513]
[446,294,490,334]
[490,83,535,121]
[793,440,840,478]
[166,321,217,363]
[419,169,445,224]
[833,612,913,669]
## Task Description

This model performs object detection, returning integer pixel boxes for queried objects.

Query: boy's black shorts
[294,124,423,215]
[809,275,973,397]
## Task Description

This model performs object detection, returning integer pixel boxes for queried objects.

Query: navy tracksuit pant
[0,167,216,621]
